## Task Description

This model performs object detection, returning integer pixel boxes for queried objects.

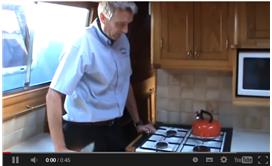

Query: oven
[126,123,233,152]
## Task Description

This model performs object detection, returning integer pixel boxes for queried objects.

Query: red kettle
[192,110,221,138]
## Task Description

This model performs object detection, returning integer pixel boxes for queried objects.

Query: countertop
[4,129,269,152]
[230,129,269,152]
[4,133,94,152]
[4,133,54,152]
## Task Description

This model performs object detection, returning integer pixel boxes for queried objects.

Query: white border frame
[237,51,270,97]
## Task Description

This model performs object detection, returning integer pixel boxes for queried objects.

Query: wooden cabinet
[237,2,270,48]
[160,3,194,61]
[152,2,233,71]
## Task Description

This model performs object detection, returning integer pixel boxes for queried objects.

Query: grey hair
[98,2,138,20]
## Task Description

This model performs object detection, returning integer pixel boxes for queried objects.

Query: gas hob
[130,123,232,152]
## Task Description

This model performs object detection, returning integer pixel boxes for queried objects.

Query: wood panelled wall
[128,2,153,83]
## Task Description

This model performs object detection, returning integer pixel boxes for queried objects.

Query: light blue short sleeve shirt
[50,19,132,122]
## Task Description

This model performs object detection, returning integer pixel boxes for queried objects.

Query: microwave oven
[236,49,270,98]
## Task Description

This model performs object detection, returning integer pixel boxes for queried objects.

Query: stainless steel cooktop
[135,125,231,152]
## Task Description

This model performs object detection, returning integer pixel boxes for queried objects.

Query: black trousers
[63,120,127,152]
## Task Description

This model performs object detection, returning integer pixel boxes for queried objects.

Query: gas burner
[166,130,177,137]
[156,141,168,149]
[193,145,210,152]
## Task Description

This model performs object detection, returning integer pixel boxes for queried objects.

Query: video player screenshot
[2,1,270,166]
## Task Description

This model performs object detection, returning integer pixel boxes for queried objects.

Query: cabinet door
[152,2,232,70]
[194,3,230,61]
[160,2,194,60]
[239,2,270,48]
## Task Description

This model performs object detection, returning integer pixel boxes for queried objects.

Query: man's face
[103,9,134,40]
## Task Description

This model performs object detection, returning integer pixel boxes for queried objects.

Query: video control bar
[3,152,269,166]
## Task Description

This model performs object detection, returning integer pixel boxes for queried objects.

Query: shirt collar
[94,18,114,46]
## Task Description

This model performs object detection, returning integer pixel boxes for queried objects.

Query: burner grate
[135,125,231,152]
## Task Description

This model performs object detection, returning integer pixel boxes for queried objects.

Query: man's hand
[136,123,156,134]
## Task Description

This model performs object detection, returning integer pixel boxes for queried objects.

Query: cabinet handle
[187,50,192,57]
[25,105,33,109]
[194,51,199,57]
[225,39,229,49]
[25,103,45,110]
[160,39,163,49]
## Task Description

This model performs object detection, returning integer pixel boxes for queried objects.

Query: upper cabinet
[236,2,270,48]
[152,2,234,71]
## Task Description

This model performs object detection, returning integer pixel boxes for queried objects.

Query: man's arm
[125,85,141,124]
[46,88,74,152]
[126,85,156,133]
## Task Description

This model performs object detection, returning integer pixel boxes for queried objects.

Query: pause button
[11,156,19,164]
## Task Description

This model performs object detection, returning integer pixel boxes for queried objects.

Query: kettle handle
[200,110,213,123]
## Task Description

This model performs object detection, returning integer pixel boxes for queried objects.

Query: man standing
[46,2,155,152]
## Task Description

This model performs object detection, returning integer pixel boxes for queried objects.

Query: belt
[64,119,116,127]
[89,119,115,126]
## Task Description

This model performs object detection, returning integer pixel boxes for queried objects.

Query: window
[2,2,89,93]
[2,3,30,91]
